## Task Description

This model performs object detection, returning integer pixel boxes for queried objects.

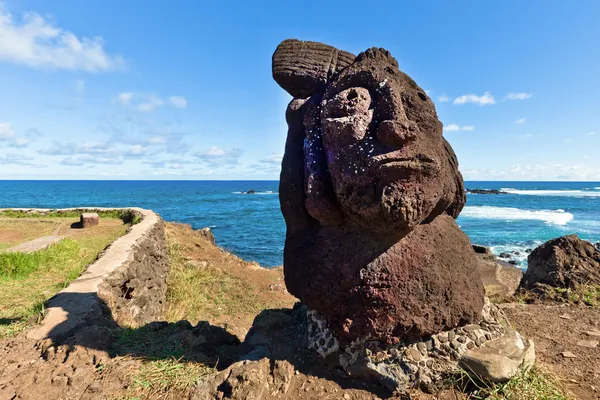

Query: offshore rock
[274,39,485,344]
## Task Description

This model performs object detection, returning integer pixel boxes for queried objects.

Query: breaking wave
[501,188,600,197]
[461,206,574,225]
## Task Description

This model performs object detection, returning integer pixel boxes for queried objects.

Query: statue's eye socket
[347,89,359,100]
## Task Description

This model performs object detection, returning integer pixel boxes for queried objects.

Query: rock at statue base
[306,298,535,392]
[80,212,99,228]
[520,234,600,290]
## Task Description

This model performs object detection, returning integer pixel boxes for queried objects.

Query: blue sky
[0,0,599,181]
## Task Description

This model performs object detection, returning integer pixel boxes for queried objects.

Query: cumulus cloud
[115,93,188,112]
[444,124,474,132]
[0,153,44,167]
[514,117,526,124]
[195,146,242,166]
[259,153,283,165]
[462,163,600,181]
[453,92,495,106]
[437,94,450,103]
[168,96,188,108]
[504,92,532,100]
[0,5,124,71]
[137,94,164,112]
[116,92,134,106]
[40,141,115,156]
[0,122,37,148]
[60,154,122,166]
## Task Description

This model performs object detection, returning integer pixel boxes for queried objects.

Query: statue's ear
[443,138,466,218]
[279,98,314,234]
[302,95,343,226]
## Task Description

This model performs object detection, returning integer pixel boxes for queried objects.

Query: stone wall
[1,208,171,342]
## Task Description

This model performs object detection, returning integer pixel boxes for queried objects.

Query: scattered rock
[559,314,572,320]
[268,283,287,293]
[245,190,256,194]
[198,227,216,245]
[466,189,507,195]
[585,330,600,337]
[562,351,577,358]
[80,212,99,228]
[459,331,535,382]
[520,234,600,290]
[473,244,493,256]
[576,340,599,348]
[477,256,523,301]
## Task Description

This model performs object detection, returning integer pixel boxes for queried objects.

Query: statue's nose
[376,120,417,149]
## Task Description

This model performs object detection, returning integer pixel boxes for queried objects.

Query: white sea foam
[232,191,278,195]
[461,206,574,225]
[501,188,600,197]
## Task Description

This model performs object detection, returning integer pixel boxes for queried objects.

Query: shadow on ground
[36,292,391,398]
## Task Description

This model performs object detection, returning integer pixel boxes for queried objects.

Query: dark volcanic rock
[473,244,493,256]
[272,39,356,99]
[274,40,484,344]
[467,189,507,195]
[245,190,256,194]
[520,235,600,289]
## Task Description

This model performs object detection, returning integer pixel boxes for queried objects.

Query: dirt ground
[503,303,600,400]
[0,222,597,399]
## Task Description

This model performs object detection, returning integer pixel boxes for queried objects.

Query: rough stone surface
[274,39,484,344]
[520,234,600,290]
[459,330,535,382]
[80,212,99,228]
[477,255,523,301]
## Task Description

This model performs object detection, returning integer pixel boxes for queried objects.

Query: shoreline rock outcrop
[520,234,600,290]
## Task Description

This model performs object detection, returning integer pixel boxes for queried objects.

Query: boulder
[274,39,484,344]
[473,244,493,256]
[477,257,523,301]
[520,235,600,289]
[80,212,99,228]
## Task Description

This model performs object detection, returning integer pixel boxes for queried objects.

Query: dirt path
[3,235,63,253]
[503,303,600,400]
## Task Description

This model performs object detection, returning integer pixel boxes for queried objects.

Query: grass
[0,220,58,249]
[447,366,571,400]
[0,209,142,224]
[516,284,600,307]
[131,359,213,396]
[165,238,263,322]
[0,218,129,338]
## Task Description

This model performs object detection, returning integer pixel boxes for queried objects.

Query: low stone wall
[0,207,169,342]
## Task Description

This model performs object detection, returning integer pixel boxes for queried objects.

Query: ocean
[0,180,599,269]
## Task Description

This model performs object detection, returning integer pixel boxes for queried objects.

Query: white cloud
[195,146,242,166]
[462,163,600,181]
[0,5,124,71]
[115,93,187,112]
[168,96,187,108]
[259,153,283,165]
[60,154,122,166]
[40,141,115,156]
[137,94,163,112]
[438,94,450,103]
[0,122,15,139]
[523,133,533,138]
[116,92,133,106]
[514,117,526,124]
[444,124,475,132]
[453,92,495,106]
[586,131,596,136]
[504,92,532,100]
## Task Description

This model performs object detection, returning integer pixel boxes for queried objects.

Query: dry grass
[516,283,600,307]
[448,366,571,400]
[0,220,59,249]
[0,217,129,338]
[164,222,295,337]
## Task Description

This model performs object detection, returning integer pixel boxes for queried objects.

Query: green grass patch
[0,220,129,339]
[117,324,186,360]
[517,284,600,307]
[0,239,80,278]
[447,366,570,399]
[132,358,213,395]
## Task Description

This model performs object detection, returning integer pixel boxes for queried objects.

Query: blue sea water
[0,180,599,269]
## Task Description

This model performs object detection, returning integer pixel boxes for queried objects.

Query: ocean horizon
[1,180,599,269]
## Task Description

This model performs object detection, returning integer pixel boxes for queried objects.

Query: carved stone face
[315,49,453,234]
